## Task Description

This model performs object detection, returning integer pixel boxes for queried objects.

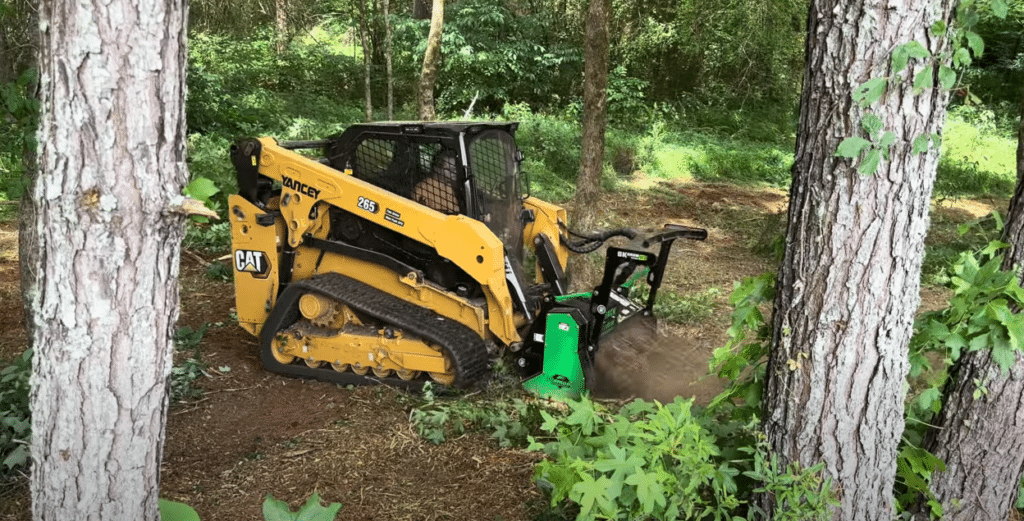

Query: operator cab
[324,122,529,263]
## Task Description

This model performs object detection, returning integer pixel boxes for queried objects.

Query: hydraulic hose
[559,227,638,254]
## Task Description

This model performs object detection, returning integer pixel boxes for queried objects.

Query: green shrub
[170,326,208,404]
[184,221,232,255]
[409,382,544,448]
[0,349,31,478]
[527,397,836,520]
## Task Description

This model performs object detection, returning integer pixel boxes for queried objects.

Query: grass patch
[934,106,1017,199]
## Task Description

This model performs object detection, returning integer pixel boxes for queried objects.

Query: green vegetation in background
[0,68,38,206]
[0,349,30,480]
[933,106,1018,199]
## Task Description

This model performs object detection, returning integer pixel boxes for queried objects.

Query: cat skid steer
[227,121,706,399]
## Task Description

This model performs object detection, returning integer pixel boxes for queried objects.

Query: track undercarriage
[258,273,489,389]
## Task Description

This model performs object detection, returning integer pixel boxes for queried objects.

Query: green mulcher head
[520,224,707,400]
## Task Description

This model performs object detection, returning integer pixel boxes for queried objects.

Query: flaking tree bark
[567,0,610,290]
[912,79,1024,521]
[31,0,188,517]
[757,0,955,519]
[418,0,444,120]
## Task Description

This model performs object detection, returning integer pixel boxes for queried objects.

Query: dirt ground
[0,181,989,521]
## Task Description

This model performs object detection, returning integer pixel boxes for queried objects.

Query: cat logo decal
[234,250,270,277]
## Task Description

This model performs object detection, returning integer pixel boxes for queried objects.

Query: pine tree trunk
[30,0,188,517]
[914,78,1024,521]
[567,0,610,290]
[418,0,444,121]
[758,0,954,519]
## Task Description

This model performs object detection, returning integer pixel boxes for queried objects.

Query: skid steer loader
[227,121,706,399]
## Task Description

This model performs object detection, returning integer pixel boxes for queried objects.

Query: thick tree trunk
[384,0,394,120]
[915,78,1024,521]
[567,0,610,291]
[917,351,1024,520]
[418,0,444,121]
[758,0,954,519]
[31,0,188,517]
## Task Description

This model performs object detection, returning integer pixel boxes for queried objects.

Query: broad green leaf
[836,136,871,159]
[938,65,957,90]
[912,133,933,154]
[992,340,1016,373]
[296,494,342,521]
[991,0,1008,18]
[969,333,990,353]
[159,499,200,521]
[947,333,967,360]
[861,113,883,138]
[570,474,615,517]
[854,78,887,106]
[965,31,984,57]
[184,177,219,201]
[626,470,668,512]
[903,40,931,59]
[878,131,896,149]
[930,20,947,36]
[263,494,298,521]
[891,46,910,74]
[1,445,28,470]
[916,387,942,413]
[858,148,882,176]
[913,65,934,94]
[928,319,951,341]
[953,47,973,68]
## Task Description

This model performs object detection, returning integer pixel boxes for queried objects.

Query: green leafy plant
[0,349,32,477]
[205,261,233,282]
[741,435,838,521]
[262,493,341,521]
[184,221,232,255]
[527,397,836,520]
[182,176,222,223]
[159,498,201,521]
[897,216,1024,517]
[170,325,208,404]
[707,273,776,418]
[409,382,544,448]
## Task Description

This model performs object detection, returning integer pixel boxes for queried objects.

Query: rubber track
[259,273,490,389]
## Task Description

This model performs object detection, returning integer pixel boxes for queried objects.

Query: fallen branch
[182,248,211,267]
[0,200,21,206]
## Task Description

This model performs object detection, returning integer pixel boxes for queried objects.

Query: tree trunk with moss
[30,0,188,517]
[757,0,955,519]
[418,0,444,120]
